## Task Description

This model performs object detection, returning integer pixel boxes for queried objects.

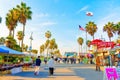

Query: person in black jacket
[34,56,41,75]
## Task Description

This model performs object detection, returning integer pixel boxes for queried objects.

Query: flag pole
[79,27,80,57]
[86,31,87,53]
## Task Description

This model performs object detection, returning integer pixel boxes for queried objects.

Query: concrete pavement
[0,64,103,80]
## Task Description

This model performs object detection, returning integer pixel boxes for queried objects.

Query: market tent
[109,45,120,51]
[90,39,103,45]
[0,45,23,55]
[0,47,9,53]
[90,39,115,49]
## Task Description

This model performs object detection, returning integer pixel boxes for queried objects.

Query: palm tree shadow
[8,71,49,78]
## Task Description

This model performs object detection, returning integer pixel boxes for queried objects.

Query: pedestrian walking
[44,57,47,64]
[34,56,41,75]
[117,52,120,66]
[48,56,55,76]
[96,56,101,71]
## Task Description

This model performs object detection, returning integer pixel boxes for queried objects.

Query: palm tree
[103,22,114,41]
[24,45,28,52]
[31,49,38,54]
[49,38,58,56]
[40,44,45,55]
[6,8,19,37]
[5,36,21,51]
[53,43,58,50]
[5,36,17,48]
[6,11,15,37]
[49,39,55,55]
[45,40,50,48]
[86,40,91,50]
[45,31,51,39]
[0,37,5,45]
[54,49,61,57]
[22,44,28,52]
[11,8,20,38]
[12,44,21,52]
[45,31,51,57]
[85,21,97,40]
[17,31,23,46]
[113,22,120,36]
[77,37,84,55]
[16,2,32,51]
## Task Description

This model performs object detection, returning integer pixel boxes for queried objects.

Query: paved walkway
[0,64,103,80]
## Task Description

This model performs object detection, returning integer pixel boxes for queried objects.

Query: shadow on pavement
[8,71,49,78]
[54,73,75,76]
[72,68,103,80]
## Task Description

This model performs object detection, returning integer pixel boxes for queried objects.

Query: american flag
[79,25,85,31]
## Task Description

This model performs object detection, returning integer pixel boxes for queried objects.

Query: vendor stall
[0,45,24,74]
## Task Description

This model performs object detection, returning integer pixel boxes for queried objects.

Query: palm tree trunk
[51,49,53,56]
[47,48,49,58]
[43,50,45,57]
[9,30,12,36]
[93,35,94,40]
[79,45,80,57]
[81,45,82,53]
[19,40,20,46]
[109,37,111,42]
[21,24,25,52]
[13,29,15,38]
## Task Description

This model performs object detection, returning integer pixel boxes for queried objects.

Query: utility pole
[29,32,33,56]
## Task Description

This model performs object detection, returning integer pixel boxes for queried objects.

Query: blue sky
[0,0,119,54]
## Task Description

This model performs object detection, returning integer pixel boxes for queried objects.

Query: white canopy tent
[23,52,37,57]
[109,46,120,51]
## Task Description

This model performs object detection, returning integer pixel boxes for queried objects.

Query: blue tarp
[0,45,24,55]
[0,47,9,53]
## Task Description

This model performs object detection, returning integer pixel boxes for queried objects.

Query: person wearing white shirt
[48,56,55,75]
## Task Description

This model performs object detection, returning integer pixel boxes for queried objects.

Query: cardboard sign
[105,67,118,80]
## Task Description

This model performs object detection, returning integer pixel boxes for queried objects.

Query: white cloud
[77,5,89,14]
[35,13,49,18]
[38,21,57,27]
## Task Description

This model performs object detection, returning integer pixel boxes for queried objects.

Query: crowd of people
[33,51,120,75]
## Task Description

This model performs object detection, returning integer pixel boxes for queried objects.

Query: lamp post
[29,32,33,56]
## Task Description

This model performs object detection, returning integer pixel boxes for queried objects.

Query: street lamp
[29,32,33,56]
